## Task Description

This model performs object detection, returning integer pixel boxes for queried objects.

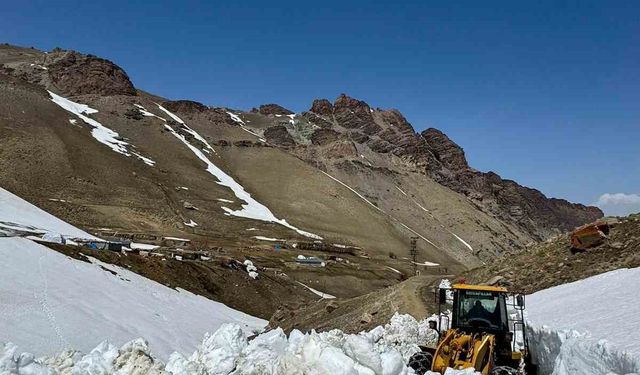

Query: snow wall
[527,326,640,375]
[526,267,640,375]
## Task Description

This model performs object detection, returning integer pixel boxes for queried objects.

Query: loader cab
[452,286,509,333]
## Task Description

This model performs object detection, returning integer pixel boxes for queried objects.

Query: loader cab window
[453,289,508,331]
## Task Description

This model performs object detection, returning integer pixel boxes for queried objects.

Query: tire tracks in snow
[37,252,69,350]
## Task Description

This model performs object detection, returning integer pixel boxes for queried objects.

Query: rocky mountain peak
[421,128,469,171]
[255,104,293,116]
[44,49,136,96]
[333,93,371,113]
[162,100,209,113]
[310,99,333,116]
[332,94,380,135]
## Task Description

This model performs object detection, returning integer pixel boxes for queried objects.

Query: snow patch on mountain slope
[296,282,336,299]
[157,104,216,153]
[134,103,166,121]
[0,237,266,361]
[158,105,321,240]
[226,111,244,124]
[322,172,442,253]
[225,110,267,142]
[386,266,402,274]
[321,171,383,213]
[411,260,440,267]
[452,233,473,251]
[395,186,408,196]
[48,91,155,166]
[526,267,640,374]
[183,219,198,227]
[253,236,284,242]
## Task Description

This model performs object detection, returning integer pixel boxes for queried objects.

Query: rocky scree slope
[464,214,640,294]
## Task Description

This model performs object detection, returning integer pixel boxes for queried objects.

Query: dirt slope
[269,274,445,334]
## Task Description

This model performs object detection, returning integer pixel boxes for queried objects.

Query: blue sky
[4,1,639,214]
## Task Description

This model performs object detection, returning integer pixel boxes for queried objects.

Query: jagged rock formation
[310,128,340,146]
[2,47,136,97]
[46,50,137,96]
[419,128,603,239]
[278,93,603,241]
[264,125,295,147]
[310,99,333,116]
[162,100,209,113]
[253,103,293,116]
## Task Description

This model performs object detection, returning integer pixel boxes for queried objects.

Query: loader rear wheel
[489,366,519,375]
[408,351,433,375]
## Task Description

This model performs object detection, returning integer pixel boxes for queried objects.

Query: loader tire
[490,366,519,375]
[408,351,433,375]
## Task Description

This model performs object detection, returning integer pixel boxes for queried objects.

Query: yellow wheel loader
[408,284,537,375]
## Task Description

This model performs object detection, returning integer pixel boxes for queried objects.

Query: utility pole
[410,236,418,276]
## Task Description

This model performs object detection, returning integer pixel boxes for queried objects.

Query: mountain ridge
[0,43,601,269]
[244,92,602,242]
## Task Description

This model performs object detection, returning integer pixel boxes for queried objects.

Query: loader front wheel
[408,351,433,374]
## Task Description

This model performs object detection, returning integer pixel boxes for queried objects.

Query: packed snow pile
[0,313,450,374]
[244,260,259,279]
[526,267,640,374]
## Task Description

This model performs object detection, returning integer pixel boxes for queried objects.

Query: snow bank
[1,313,444,374]
[526,267,640,374]
[157,105,321,240]
[0,237,266,361]
[48,91,155,166]
[527,327,640,375]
